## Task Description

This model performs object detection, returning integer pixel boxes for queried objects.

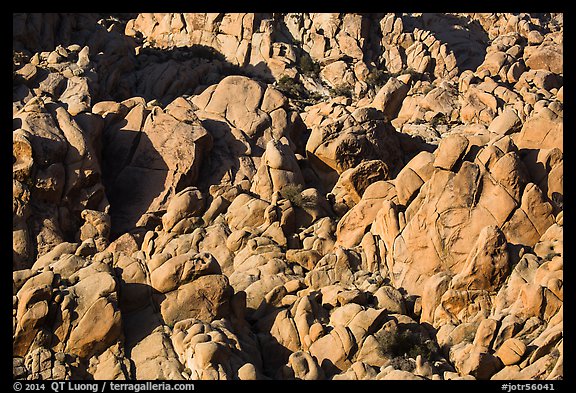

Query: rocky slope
[12,12,563,381]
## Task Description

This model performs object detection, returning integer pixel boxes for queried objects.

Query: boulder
[225,193,270,232]
[488,109,521,135]
[250,139,305,202]
[451,343,503,380]
[64,264,123,359]
[308,325,355,374]
[514,108,563,152]
[336,181,397,249]
[495,338,527,366]
[150,253,221,294]
[162,187,206,232]
[450,225,510,291]
[524,40,563,74]
[104,101,212,235]
[330,160,391,213]
[433,134,469,171]
[155,274,234,326]
[129,331,184,380]
[306,111,402,183]
[369,77,410,120]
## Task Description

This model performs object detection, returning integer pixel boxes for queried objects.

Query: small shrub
[402,67,417,76]
[59,277,69,288]
[277,75,307,100]
[387,356,416,372]
[402,67,423,80]
[282,183,304,207]
[380,327,439,361]
[13,50,28,66]
[430,112,450,127]
[275,75,325,110]
[388,67,426,81]
[551,192,563,209]
[307,91,324,101]
[546,347,561,373]
[543,252,561,262]
[365,69,390,89]
[299,52,321,77]
[281,184,318,209]
[329,84,353,98]
[13,50,29,77]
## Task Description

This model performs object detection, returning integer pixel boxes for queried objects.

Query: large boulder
[191,75,306,194]
[251,138,305,202]
[306,108,403,190]
[154,274,234,327]
[513,108,563,152]
[13,259,123,362]
[100,98,213,235]
[388,134,554,296]
[13,97,109,264]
